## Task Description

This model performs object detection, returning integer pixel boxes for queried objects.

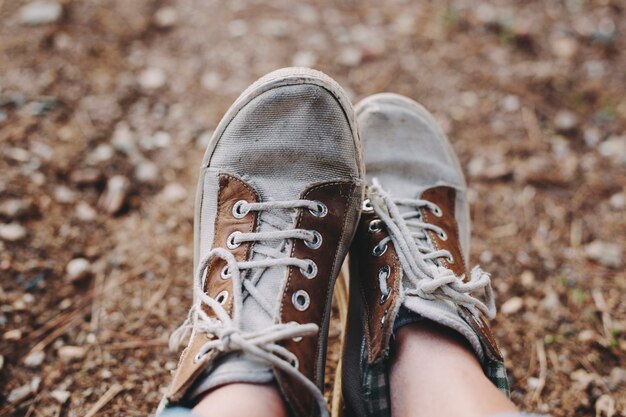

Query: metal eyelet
[437,230,448,241]
[232,200,249,219]
[446,255,455,264]
[380,288,391,304]
[372,243,388,257]
[380,309,388,328]
[300,260,318,279]
[362,199,374,212]
[194,352,205,363]
[368,219,383,233]
[291,357,299,369]
[220,266,231,280]
[292,290,310,311]
[304,231,322,250]
[216,290,229,305]
[379,264,390,280]
[227,232,242,249]
[309,201,328,218]
[431,205,443,217]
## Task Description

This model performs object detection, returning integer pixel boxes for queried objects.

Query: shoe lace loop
[169,199,328,414]
[369,179,496,320]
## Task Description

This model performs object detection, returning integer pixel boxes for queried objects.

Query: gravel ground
[1,1,625,416]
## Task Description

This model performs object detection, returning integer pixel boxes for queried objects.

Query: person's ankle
[193,383,288,417]
[394,320,481,366]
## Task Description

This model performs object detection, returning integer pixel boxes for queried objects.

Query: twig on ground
[84,383,124,417]
[531,339,547,403]
[591,289,614,345]
[27,313,85,356]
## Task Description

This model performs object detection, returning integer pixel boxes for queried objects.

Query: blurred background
[1,0,625,416]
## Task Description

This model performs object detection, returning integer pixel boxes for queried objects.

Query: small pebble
[584,240,622,268]
[501,297,524,315]
[66,258,92,281]
[50,389,71,404]
[578,329,596,342]
[138,68,166,90]
[292,50,317,67]
[98,175,130,215]
[54,185,77,204]
[598,136,626,165]
[551,36,578,59]
[554,110,578,132]
[541,291,560,311]
[196,131,213,149]
[24,350,45,368]
[111,123,138,158]
[0,199,34,220]
[4,328,23,340]
[7,377,41,403]
[154,6,177,28]
[162,183,187,203]
[609,193,625,210]
[0,223,27,241]
[87,144,114,165]
[75,202,97,222]
[338,47,362,67]
[609,368,626,388]
[19,1,62,25]
[502,95,520,113]
[520,270,535,287]
[201,72,221,91]
[583,126,602,147]
[527,376,541,390]
[58,345,87,363]
[135,161,159,183]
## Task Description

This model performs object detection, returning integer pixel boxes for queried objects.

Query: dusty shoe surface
[341,93,508,417]
[162,68,364,417]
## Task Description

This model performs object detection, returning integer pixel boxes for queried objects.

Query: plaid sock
[392,305,424,333]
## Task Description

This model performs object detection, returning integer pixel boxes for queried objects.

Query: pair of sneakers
[159,68,509,417]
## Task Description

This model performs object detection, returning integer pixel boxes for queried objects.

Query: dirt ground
[1,0,625,416]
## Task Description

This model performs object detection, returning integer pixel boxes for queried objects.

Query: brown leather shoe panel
[276,180,357,417]
[167,173,260,402]
[351,209,401,364]
[167,333,218,402]
[203,174,259,316]
[421,186,503,361]
[420,186,468,277]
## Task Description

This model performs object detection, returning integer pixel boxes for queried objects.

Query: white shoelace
[369,179,496,320]
[169,199,328,414]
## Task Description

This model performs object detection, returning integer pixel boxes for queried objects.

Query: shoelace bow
[369,179,496,320]
[169,200,328,414]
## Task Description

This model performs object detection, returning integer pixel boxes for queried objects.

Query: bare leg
[390,322,519,417]
[193,383,288,417]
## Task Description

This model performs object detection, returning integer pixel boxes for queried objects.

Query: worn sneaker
[340,93,509,417]
[160,68,364,417]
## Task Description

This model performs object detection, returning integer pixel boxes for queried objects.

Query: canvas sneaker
[159,68,364,417]
[340,93,509,417]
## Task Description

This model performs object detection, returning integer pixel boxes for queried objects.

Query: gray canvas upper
[356,93,492,361]
[356,93,470,258]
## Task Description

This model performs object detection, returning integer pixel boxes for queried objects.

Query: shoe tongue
[239,207,294,331]
[371,189,439,269]
[190,207,296,399]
